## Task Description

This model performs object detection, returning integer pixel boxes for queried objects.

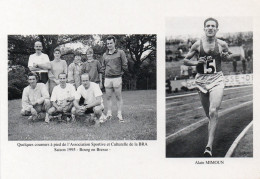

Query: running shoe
[106,114,112,121]
[45,115,50,123]
[99,113,106,123]
[117,114,124,123]
[203,147,212,157]
[71,114,76,123]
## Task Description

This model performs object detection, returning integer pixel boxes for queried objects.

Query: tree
[8,35,94,66]
[124,34,156,89]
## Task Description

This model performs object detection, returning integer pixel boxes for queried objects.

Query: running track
[166,86,253,157]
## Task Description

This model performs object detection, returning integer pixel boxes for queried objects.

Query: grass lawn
[8,90,156,141]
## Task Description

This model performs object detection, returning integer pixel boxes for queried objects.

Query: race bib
[202,56,216,74]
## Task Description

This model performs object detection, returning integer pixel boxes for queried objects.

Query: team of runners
[21,35,128,125]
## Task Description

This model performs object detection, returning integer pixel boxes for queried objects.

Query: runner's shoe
[71,114,76,123]
[106,114,112,121]
[203,147,212,157]
[117,114,124,123]
[45,115,50,123]
[99,113,106,123]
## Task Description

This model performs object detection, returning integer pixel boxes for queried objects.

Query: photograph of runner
[165,17,253,157]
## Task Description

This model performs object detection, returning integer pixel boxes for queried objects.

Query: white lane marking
[166,101,182,106]
[225,121,253,158]
[166,85,252,99]
[166,100,253,145]
[166,94,252,111]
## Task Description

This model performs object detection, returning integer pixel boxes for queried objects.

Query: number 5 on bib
[204,59,216,74]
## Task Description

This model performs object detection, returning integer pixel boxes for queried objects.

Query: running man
[183,18,234,157]
[71,73,105,126]
[101,36,128,122]
[21,72,51,122]
[48,73,76,123]
[28,41,51,84]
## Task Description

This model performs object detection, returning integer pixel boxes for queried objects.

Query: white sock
[117,111,122,116]
[107,111,112,116]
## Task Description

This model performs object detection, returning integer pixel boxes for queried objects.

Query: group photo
[8,34,157,141]
[165,17,253,158]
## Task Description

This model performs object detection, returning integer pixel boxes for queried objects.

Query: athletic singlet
[197,39,222,74]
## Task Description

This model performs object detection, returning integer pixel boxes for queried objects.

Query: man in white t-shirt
[48,73,76,122]
[28,41,51,84]
[71,73,105,126]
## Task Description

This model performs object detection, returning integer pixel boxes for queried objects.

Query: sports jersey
[51,83,76,107]
[197,39,222,74]
[22,83,49,111]
[82,60,102,83]
[28,53,50,73]
[101,49,128,78]
[75,82,103,105]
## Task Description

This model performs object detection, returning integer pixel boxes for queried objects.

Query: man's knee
[93,107,102,115]
[71,107,76,115]
[209,107,218,119]
[44,99,51,107]
[48,107,56,115]
[21,109,30,116]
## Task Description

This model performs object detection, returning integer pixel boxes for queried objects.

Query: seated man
[21,72,51,122]
[71,73,105,126]
[48,73,76,123]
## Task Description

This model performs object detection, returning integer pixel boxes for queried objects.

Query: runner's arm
[85,96,102,109]
[37,62,51,70]
[73,99,81,109]
[183,42,200,66]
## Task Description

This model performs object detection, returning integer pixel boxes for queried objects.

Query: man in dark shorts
[71,73,105,126]
[183,17,234,157]
[28,41,50,84]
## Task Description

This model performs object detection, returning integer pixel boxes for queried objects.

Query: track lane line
[166,100,253,145]
[225,121,253,157]
[166,94,252,112]
[166,85,252,99]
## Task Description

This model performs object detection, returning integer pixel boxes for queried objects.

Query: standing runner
[101,36,128,122]
[28,41,50,84]
[183,18,234,157]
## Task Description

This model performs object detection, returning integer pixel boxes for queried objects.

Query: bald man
[28,41,51,84]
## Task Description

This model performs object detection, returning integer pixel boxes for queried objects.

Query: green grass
[8,90,156,140]
[232,126,253,157]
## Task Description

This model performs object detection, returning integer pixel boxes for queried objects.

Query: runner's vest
[197,39,222,74]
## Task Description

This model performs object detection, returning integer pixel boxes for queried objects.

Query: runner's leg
[207,87,224,149]
[105,87,113,116]
[198,91,210,118]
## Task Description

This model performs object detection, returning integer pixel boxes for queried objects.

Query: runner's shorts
[195,71,224,94]
[104,77,122,88]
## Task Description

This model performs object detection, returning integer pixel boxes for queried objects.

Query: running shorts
[195,71,224,93]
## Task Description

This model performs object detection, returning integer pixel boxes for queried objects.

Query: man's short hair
[27,72,38,80]
[58,72,67,78]
[81,73,90,79]
[204,17,219,28]
[106,35,116,43]
[34,41,42,46]
[74,52,82,57]
[54,48,61,53]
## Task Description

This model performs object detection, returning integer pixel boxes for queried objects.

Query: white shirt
[75,82,103,105]
[51,83,76,107]
[28,53,50,73]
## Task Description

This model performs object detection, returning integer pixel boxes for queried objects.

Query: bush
[8,66,28,100]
